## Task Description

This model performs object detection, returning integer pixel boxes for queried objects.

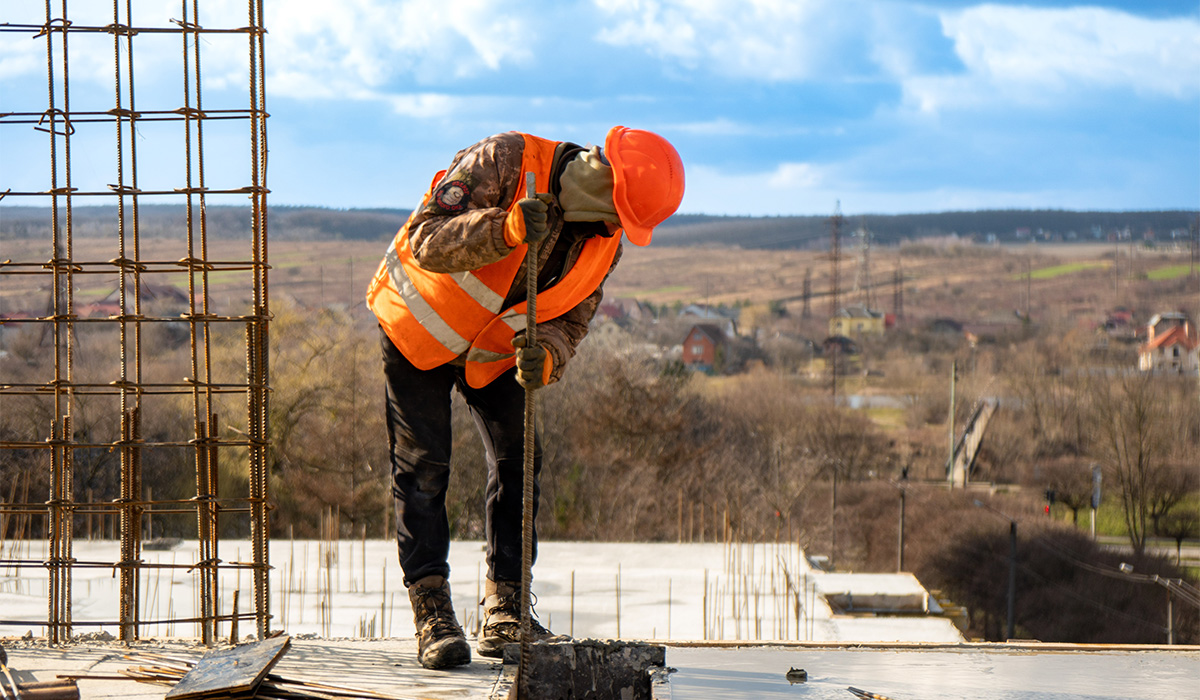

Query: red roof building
[1138,312,1198,374]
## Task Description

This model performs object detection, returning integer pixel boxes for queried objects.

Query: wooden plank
[165,635,290,700]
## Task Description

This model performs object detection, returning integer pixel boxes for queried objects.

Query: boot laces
[413,585,461,638]
[490,592,553,635]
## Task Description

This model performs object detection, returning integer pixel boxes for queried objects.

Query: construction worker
[366,127,684,669]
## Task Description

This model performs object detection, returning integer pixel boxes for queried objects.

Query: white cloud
[768,162,823,188]
[677,157,1176,216]
[0,43,39,81]
[265,0,532,100]
[1,0,533,102]
[904,5,1200,113]
[680,162,831,215]
[595,0,839,81]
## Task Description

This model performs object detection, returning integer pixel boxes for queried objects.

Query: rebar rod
[0,0,270,642]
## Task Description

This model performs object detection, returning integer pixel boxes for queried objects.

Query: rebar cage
[0,1,270,644]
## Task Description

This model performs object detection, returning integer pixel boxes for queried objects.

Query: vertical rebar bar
[2,0,269,644]
[248,0,272,638]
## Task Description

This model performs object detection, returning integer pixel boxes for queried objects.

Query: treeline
[656,210,1199,249]
[0,205,412,242]
[3,205,1195,249]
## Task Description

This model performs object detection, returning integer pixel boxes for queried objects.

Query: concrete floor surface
[1,636,504,699]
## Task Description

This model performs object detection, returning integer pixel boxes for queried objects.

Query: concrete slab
[4,638,1199,699]
[0,637,504,699]
[663,643,1200,700]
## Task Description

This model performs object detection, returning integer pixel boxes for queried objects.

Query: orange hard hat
[604,126,685,246]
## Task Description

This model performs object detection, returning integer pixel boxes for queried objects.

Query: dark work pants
[380,327,542,587]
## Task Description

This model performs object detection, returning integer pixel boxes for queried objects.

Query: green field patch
[639,284,690,295]
[1014,260,1111,281]
[865,407,906,430]
[1146,264,1191,281]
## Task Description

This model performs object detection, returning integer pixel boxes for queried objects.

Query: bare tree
[1039,458,1097,526]
[1086,372,1184,556]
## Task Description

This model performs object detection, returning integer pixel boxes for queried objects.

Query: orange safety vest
[366,133,622,388]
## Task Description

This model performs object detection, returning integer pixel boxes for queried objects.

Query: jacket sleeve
[538,242,623,385]
[405,133,525,273]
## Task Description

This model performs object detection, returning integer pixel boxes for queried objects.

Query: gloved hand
[511,333,548,389]
[516,193,554,245]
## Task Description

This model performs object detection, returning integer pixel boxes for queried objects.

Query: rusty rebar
[0,0,270,643]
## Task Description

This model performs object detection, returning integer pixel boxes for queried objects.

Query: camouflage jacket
[404,131,622,384]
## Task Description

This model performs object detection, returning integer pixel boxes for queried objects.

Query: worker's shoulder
[472,130,528,151]
[453,131,526,168]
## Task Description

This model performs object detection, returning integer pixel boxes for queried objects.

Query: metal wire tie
[43,258,83,272]
[34,108,74,136]
[101,22,137,37]
[106,255,148,271]
[175,256,215,270]
[169,18,202,31]
[33,17,72,37]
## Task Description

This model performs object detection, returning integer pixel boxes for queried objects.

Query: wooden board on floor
[165,635,290,700]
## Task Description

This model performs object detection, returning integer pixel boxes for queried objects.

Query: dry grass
[3,237,1193,330]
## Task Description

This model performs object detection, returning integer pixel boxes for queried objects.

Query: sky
[1,0,1199,217]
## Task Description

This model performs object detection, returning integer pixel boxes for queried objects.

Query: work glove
[512,333,548,389]
[516,193,554,245]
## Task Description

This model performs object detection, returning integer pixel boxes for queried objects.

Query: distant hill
[0,204,413,242]
[2,205,1195,250]
[655,210,1199,249]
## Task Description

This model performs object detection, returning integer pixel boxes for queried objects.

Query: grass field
[1016,260,1111,281]
[1146,264,1193,281]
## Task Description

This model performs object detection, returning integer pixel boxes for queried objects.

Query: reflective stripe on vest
[382,244,471,356]
[463,311,528,365]
[368,132,621,385]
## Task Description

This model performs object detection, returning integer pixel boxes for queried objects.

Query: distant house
[679,304,737,337]
[821,335,861,374]
[1138,312,1199,374]
[681,324,726,373]
[78,300,122,318]
[822,335,860,356]
[829,304,886,337]
[596,297,651,323]
[1104,308,1135,334]
[589,318,634,347]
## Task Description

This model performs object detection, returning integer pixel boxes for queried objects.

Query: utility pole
[1113,233,1120,291]
[947,360,957,487]
[892,257,903,321]
[1007,520,1017,640]
[1025,256,1031,321]
[1190,215,1198,290]
[829,461,838,571]
[853,221,873,309]
[828,201,843,401]
[802,267,812,319]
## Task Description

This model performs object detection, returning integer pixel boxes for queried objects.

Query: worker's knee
[392,451,451,496]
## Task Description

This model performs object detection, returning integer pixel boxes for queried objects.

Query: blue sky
[2,0,1198,216]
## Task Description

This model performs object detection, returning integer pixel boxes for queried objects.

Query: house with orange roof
[1138,312,1198,374]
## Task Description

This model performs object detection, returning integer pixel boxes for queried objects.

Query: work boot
[408,575,471,669]
[477,579,570,658]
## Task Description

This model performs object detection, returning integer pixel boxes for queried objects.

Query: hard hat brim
[606,126,654,247]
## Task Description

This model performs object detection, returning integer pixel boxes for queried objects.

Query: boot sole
[476,637,507,658]
[419,638,472,669]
